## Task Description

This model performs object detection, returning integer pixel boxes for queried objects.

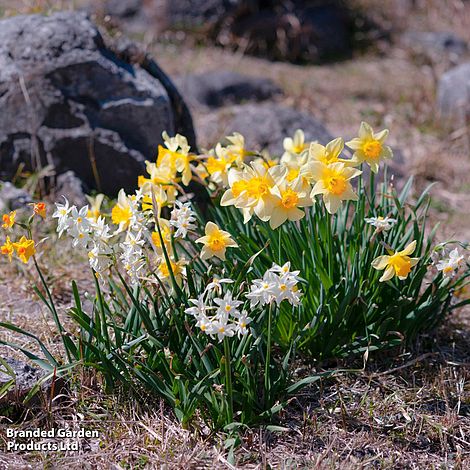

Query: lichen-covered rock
[174,71,282,109]
[0,11,195,195]
[437,62,470,125]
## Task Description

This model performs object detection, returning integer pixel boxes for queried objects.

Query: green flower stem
[369,170,376,207]
[265,302,273,404]
[224,337,233,423]
[28,225,72,364]
[325,210,334,280]
[32,255,72,364]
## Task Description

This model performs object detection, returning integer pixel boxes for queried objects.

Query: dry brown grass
[1,310,470,468]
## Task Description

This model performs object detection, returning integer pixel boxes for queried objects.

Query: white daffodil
[52,197,72,237]
[436,248,465,277]
[205,277,234,294]
[170,200,196,238]
[269,274,302,306]
[236,312,252,337]
[214,292,243,318]
[210,317,236,342]
[185,295,207,317]
[246,273,277,307]
[365,216,397,231]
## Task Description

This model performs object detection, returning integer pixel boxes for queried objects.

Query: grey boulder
[196,103,332,155]
[54,171,89,207]
[174,71,282,109]
[437,62,470,124]
[401,31,467,63]
[0,12,195,196]
[0,181,32,212]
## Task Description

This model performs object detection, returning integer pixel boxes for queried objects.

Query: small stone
[0,357,47,406]
[0,181,32,211]
[54,171,88,207]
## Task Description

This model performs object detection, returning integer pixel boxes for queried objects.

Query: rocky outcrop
[96,0,362,64]
[0,12,195,196]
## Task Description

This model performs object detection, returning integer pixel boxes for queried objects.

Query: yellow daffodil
[142,185,168,216]
[1,236,14,262]
[86,194,105,221]
[12,236,36,263]
[280,159,312,196]
[225,132,246,164]
[196,222,238,261]
[269,176,313,229]
[151,219,172,254]
[254,150,279,171]
[141,162,178,204]
[205,144,238,186]
[157,132,193,186]
[306,162,362,214]
[220,161,277,223]
[111,189,133,230]
[156,257,187,286]
[308,137,350,165]
[31,202,46,219]
[162,131,191,154]
[346,122,393,173]
[372,240,419,282]
[2,211,16,229]
[282,129,308,157]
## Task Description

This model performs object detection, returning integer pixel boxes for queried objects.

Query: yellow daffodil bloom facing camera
[196,222,238,261]
[372,240,419,282]
[306,162,362,214]
[12,236,36,264]
[346,121,393,173]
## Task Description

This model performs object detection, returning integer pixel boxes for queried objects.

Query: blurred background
[0,0,469,239]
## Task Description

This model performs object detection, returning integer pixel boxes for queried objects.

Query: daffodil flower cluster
[53,198,114,276]
[194,123,393,229]
[185,280,252,342]
[47,130,243,288]
[434,247,466,278]
[0,205,45,264]
[247,262,302,307]
[185,263,302,341]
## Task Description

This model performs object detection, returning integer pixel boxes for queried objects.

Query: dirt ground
[1,0,470,468]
